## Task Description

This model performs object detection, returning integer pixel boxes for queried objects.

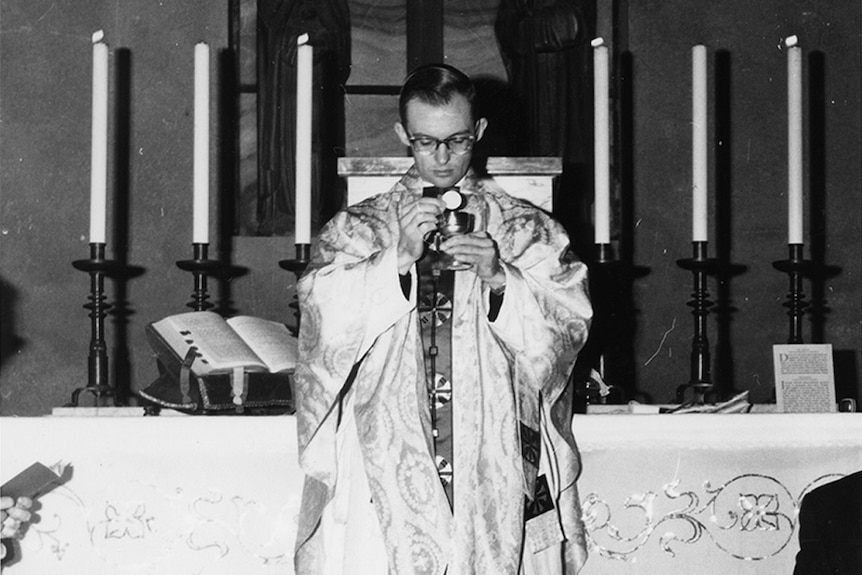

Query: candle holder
[574,243,649,404]
[68,243,122,406]
[675,241,719,404]
[279,244,310,328]
[772,243,813,344]
[576,242,647,407]
[582,243,620,404]
[177,243,222,311]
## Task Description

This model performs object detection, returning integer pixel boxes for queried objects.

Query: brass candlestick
[772,243,812,344]
[279,244,310,329]
[69,243,121,406]
[676,241,719,404]
[582,242,619,404]
[177,243,221,311]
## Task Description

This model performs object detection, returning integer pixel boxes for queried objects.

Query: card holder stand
[138,325,295,415]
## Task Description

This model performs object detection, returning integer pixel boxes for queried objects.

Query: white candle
[592,38,610,244]
[691,45,708,242]
[193,42,210,244]
[786,35,803,244]
[89,31,109,244]
[295,33,313,245]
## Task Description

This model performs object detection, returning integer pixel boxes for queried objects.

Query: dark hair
[398,64,477,126]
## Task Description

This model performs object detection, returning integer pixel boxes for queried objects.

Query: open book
[148,312,298,376]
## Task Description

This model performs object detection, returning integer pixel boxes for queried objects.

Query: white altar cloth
[1,415,304,574]
[1,413,860,574]
[573,413,862,575]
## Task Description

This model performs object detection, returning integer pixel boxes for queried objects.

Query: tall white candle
[592,38,610,244]
[786,35,803,244]
[295,33,313,245]
[193,42,210,244]
[90,31,109,244]
[691,45,708,242]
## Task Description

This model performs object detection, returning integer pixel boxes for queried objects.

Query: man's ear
[475,118,489,142]
[394,122,411,146]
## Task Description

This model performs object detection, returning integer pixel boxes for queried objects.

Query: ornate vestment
[294,167,592,574]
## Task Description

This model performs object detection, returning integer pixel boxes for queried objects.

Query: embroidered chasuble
[294,167,592,575]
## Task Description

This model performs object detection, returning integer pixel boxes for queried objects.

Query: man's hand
[439,231,506,289]
[397,197,444,274]
[1,496,32,540]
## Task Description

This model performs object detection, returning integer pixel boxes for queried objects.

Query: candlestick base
[68,243,123,407]
[177,243,222,311]
[279,244,311,329]
[675,241,720,405]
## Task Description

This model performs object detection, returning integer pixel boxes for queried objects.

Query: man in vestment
[294,64,592,574]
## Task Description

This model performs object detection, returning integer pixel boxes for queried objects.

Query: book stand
[139,243,294,415]
[140,325,294,415]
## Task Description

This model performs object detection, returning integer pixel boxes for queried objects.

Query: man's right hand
[397,196,444,274]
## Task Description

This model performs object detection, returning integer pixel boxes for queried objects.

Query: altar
[1,412,860,574]
[573,413,862,574]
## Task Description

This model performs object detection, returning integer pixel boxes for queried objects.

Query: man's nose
[433,141,451,164]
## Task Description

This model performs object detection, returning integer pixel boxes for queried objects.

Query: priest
[294,63,592,574]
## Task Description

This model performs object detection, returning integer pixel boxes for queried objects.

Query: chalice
[434,189,474,271]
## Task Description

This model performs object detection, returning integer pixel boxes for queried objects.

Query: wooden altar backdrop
[338,156,561,210]
[2,413,860,574]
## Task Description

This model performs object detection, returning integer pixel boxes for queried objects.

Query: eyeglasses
[407,132,476,155]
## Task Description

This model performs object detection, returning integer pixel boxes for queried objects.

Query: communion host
[294,63,592,575]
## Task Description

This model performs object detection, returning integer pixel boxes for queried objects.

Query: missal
[148,312,298,376]
[2,461,71,501]
[773,343,836,413]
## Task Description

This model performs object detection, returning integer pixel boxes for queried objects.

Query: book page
[151,312,266,374]
[226,316,298,373]
[773,343,836,413]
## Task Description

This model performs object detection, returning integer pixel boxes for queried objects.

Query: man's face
[395,94,487,188]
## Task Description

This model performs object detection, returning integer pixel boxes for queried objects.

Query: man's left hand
[439,232,506,289]
[1,496,32,540]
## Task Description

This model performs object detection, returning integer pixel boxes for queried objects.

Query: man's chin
[425,173,461,188]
